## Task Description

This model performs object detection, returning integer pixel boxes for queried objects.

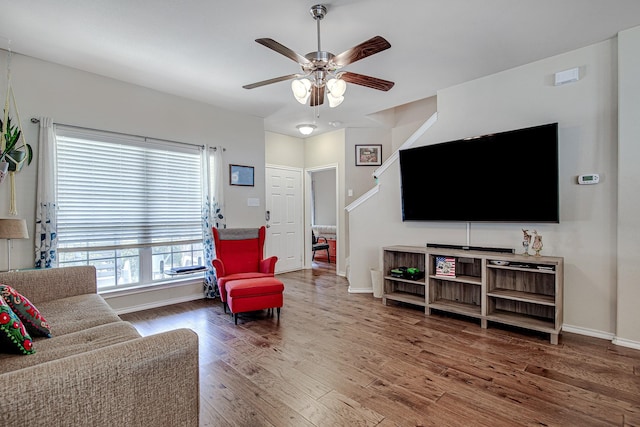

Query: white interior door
[265,166,303,273]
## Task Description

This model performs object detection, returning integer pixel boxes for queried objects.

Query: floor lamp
[0,218,29,272]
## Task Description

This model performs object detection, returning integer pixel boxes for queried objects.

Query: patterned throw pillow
[0,297,35,354]
[0,284,52,338]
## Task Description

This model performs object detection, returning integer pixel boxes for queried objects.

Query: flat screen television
[399,123,559,223]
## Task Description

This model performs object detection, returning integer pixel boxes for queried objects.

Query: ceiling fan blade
[331,36,391,68]
[310,85,325,106]
[255,38,312,65]
[243,74,300,89]
[341,72,395,91]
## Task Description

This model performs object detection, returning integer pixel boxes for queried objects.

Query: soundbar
[426,243,514,254]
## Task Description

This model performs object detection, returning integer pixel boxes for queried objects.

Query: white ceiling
[3,0,640,137]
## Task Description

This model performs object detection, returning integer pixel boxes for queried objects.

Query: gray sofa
[0,266,199,426]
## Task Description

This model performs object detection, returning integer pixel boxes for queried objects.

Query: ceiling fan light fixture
[327,78,346,97]
[296,124,317,135]
[292,79,312,104]
[327,92,344,108]
[244,4,393,112]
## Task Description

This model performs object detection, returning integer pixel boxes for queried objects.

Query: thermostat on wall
[578,174,599,185]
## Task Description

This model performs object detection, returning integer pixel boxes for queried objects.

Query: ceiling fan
[243,4,394,108]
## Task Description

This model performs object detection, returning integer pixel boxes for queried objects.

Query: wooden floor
[122,261,640,426]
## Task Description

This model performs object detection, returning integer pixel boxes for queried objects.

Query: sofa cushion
[0,284,52,337]
[0,321,141,374]
[0,297,35,355]
[37,294,122,336]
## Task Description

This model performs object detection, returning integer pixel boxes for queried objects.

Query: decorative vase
[6,150,26,172]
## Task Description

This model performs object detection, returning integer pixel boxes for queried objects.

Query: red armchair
[211,226,278,312]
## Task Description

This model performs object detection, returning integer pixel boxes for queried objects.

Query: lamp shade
[0,219,29,239]
[326,78,346,107]
[327,92,344,108]
[291,79,312,104]
[327,78,346,97]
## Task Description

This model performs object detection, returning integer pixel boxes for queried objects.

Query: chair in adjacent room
[211,226,283,324]
[312,231,331,263]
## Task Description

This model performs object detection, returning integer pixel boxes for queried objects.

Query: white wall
[616,26,640,346]
[265,131,304,168]
[349,38,625,339]
[391,97,438,152]
[0,52,266,311]
[312,169,336,226]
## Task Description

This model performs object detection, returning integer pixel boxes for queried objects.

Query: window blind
[55,126,203,249]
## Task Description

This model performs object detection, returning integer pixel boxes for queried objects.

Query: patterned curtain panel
[34,118,58,268]
[202,146,225,298]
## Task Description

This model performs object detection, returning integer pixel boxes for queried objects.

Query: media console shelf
[382,245,563,344]
[382,246,427,308]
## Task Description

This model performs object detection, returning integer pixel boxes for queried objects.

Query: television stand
[382,245,563,344]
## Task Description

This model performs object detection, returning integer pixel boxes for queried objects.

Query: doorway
[306,165,338,273]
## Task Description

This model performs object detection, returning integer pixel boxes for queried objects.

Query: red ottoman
[225,277,284,324]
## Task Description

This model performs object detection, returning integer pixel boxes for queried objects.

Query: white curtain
[202,146,225,298]
[34,117,58,268]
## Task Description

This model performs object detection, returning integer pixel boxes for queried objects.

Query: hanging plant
[0,114,33,173]
[1,48,33,215]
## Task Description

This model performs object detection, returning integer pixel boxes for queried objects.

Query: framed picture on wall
[355,144,382,166]
[229,164,254,186]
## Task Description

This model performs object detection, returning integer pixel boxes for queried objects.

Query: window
[55,126,204,291]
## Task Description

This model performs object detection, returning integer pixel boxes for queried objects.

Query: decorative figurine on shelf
[522,229,532,256]
[532,230,543,256]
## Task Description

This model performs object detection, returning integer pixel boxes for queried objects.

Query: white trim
[561,324,615,341]
[373,153,399,180]
[110,293,205,315]
[372,112,438,179]
[306,163,339,173]
[348,287,373,294]
[100,277,203,297]
[265,163,304,173]
[612,336,640,350]
[346,185,379,212]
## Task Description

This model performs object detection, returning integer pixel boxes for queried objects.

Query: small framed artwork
[229,164,254,186]
[355,144,382,166]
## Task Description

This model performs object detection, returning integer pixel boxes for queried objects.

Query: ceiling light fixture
[296,124,317,135]
[243,4,393,112]
[291,76,346,108]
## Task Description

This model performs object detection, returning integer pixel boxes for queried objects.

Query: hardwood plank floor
[121,262,640,426]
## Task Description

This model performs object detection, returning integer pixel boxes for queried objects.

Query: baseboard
[347,287,372,294]
[110,293,205,315]
[562,324,615,341]
[565,323,640,349]
[611,336,640,350]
